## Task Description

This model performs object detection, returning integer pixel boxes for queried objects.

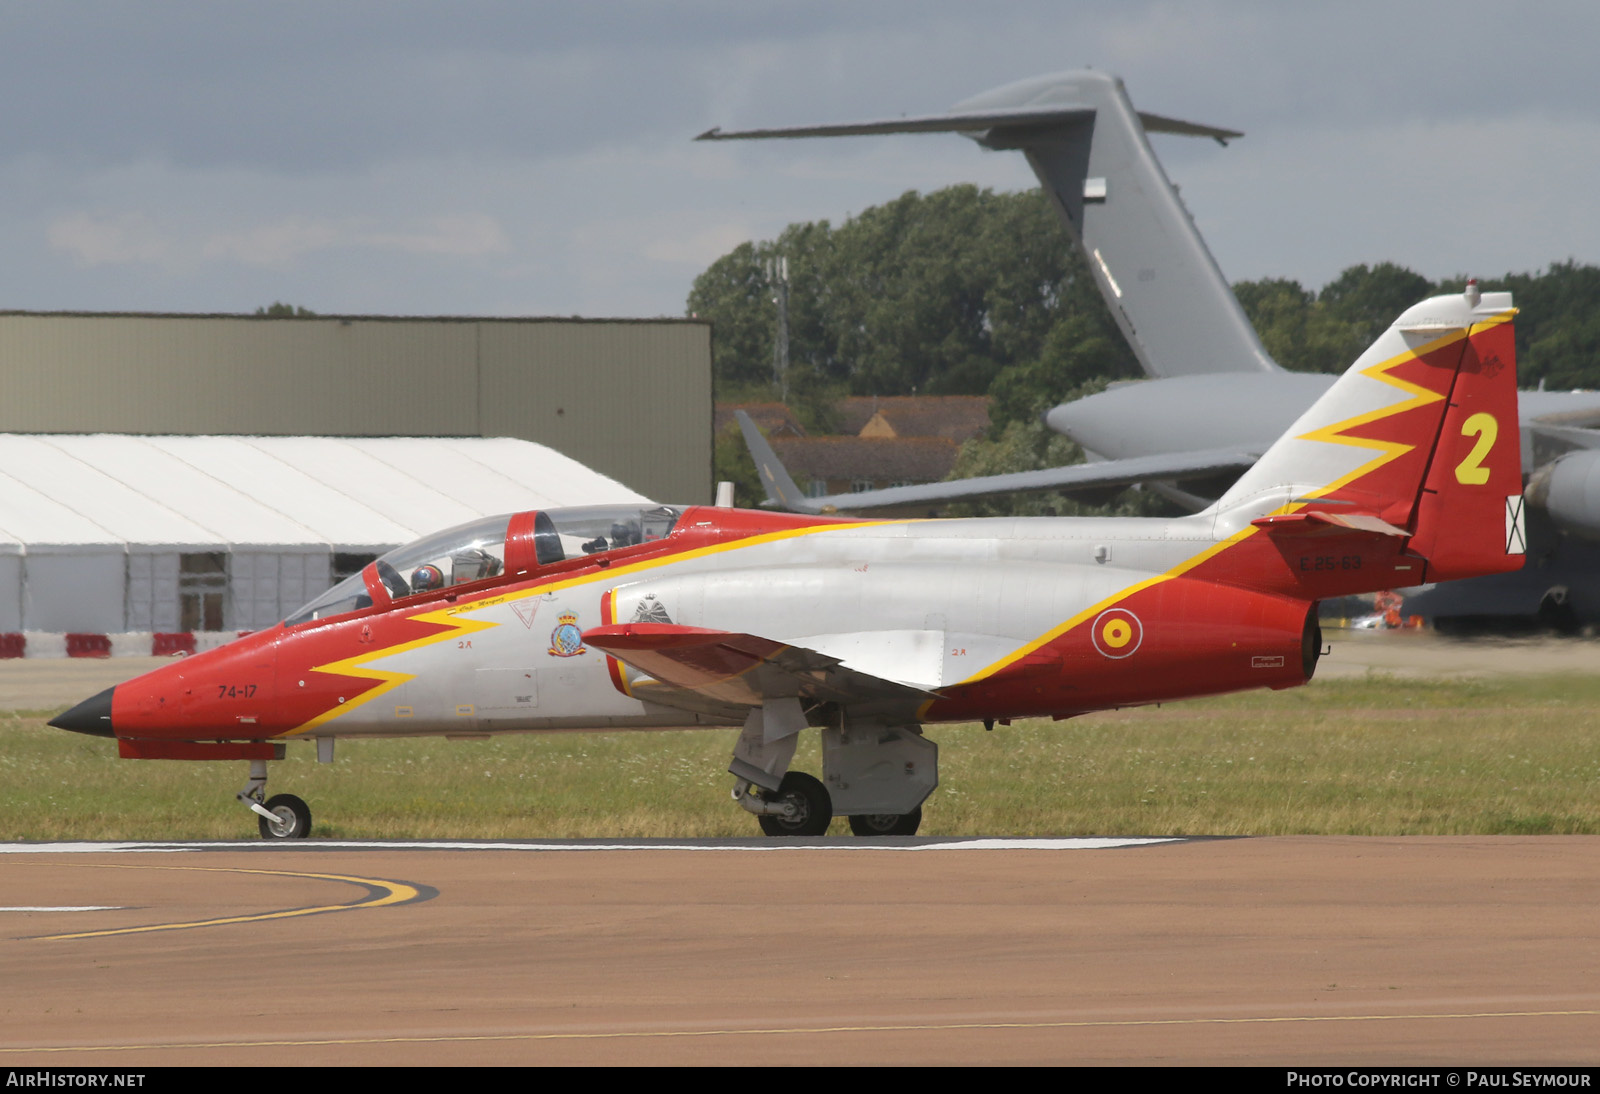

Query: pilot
[451,546,503,584]
[410,564,444,593]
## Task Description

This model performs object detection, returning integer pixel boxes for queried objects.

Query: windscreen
[284,514,511,626]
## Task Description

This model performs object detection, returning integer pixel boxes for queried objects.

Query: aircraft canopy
[285,504,684,626]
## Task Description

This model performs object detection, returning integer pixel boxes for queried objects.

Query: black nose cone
[50,686,116,737]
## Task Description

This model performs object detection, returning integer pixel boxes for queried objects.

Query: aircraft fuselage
[95,504,1360,757]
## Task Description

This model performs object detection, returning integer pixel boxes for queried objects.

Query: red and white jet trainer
[53,287,1525,839]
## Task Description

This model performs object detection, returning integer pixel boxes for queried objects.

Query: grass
[3,673,1599,840]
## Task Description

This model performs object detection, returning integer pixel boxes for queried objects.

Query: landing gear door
[822,723,937,817]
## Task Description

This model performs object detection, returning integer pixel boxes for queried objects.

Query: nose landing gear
[236,759,313,839]
[258,794,313,839]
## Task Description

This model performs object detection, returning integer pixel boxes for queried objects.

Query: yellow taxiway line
[21,862,432,941]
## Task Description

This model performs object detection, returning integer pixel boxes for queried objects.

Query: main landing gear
[729,703,937,838]
[735,772,924,837]
[749,772,833,837]
[236,758,313,840]
[847,806,923,838]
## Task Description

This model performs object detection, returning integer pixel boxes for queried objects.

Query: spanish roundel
[1091,607,1143,659]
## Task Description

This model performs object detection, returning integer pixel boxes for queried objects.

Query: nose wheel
[237,759,313,839]
[257,794,312,839]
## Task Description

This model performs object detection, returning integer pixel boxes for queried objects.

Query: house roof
[771,436,961,483]
[834,396,991,442]
[712,402,806,439]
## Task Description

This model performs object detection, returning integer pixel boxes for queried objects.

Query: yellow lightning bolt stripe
[1285,328,1461,502]
[285,604,504,735]
[1283,308,1512,507]
[944,312,1511,696]
[287,518,908,734]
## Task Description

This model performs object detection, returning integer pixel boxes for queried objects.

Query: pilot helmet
[410,563,444,592]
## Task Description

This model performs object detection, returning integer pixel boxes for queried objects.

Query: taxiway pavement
[3,836,1598,1066]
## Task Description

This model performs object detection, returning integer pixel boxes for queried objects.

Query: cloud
[47,212,171,266]
[642,222,755,267]
[1178,113,1600,289]
[15,5,1600,318]
[369,214,511,257]
[202,217,346,268]
[49,209,512,272]
[204,213,510,267]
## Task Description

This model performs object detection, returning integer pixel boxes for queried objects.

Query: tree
[1481,261,1600,390]
[687,185,1139,429]
[1318,262,1434,346]
[712,422,766,509]
[254,302,317,317]
[692,188,1600,469]
[1235,263,1437,374]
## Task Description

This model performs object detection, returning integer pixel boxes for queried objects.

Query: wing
[736,407,1257,514]
[583,623,935,713]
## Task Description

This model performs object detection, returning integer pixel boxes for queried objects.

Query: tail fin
[1405,292,1525,581]
[700,69,1277,378]
[1215,286,1523,582]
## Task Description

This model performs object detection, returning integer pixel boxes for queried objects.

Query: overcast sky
[3,1,1596,318]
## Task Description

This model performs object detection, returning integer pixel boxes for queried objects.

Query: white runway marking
[0,837,1183,854]
[0,842,192,854]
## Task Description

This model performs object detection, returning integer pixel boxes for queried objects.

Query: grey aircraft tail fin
[700,69,1279,379]
[735,410,819,513]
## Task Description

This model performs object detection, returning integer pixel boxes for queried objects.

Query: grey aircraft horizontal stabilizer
[697,107,1241,144]
[736,410,1255,514]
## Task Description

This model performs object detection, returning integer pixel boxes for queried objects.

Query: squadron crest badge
[548,611,588,657]
[631,595,673,625]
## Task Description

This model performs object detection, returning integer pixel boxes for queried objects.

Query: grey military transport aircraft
[704,70,1600,627]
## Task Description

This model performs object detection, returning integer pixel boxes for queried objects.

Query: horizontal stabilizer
[584,623,935,708]
[1135,111,1245,142]
[697,106,1095,141]
[1251,510,1409,537]
[697,107,1240,144]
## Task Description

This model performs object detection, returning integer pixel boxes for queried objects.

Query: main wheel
[258,793,312,840]
[848,805,923,837]
[757,772,832,837]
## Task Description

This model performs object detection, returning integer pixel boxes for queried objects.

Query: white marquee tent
[0,434,650,637]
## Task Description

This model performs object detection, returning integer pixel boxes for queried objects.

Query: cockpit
[285,504,684,626]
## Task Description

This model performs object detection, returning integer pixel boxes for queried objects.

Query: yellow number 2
[1454,412,1498,485]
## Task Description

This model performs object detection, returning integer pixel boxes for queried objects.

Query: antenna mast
[768,254,790,402]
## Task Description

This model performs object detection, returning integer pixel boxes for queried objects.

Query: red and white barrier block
[4,631,253,658]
